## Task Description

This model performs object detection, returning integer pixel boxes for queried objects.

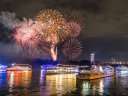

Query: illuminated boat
[116,66,128,74]
[77,66,115,80]
[41,64,79,74]
[7,63,32,71]
[0,64,7,71]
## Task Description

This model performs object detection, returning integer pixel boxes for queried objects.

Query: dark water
[0,69,128,96]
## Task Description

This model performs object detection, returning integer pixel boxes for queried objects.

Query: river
[0,68,128,96]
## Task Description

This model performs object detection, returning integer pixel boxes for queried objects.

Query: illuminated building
[90,53,95,64]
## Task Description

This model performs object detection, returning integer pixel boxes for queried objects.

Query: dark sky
[0,0,128,61]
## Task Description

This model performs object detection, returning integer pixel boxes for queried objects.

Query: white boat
[42,64,79,74]
[7,63,32,71]
[77,66,115,80]
[116,66,128,74]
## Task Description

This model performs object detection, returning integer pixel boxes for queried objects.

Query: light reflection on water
[7,71,32,87]
[40,71,76,96]
[0,68,128,96]
[7,71,32,96]
[76,78,108,96]
[0,71,6,88]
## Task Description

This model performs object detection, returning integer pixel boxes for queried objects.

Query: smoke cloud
[0,11,20,29]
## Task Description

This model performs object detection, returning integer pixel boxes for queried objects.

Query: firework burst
[62,10,85,38]
[36,9,69,42]
[13,18,42,56]
[65,21,81,37]
[63,38,82,60]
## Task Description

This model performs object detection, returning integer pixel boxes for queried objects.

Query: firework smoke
[0,12,20,29]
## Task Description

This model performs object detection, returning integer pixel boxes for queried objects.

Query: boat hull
[76,72,115,80]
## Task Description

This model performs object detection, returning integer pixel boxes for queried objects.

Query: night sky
[0,0,128,62]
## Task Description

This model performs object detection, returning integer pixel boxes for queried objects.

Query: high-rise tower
[90,53,95,64]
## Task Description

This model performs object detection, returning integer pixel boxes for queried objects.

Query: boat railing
[12,64,32,68]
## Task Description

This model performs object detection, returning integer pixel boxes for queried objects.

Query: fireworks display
[0,9,83,60]
[63,38,82,60]
[36,9,69,42]
[65,21,81,37]
[13,18,42,56]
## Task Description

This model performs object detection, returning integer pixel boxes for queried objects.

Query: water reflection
[0,68,128,96]
[0,71,6,88]
[7,71,32,95]
[40,70,76,95]
[76,77,113,96]
[7,71,32,87]
[82,81,90,95]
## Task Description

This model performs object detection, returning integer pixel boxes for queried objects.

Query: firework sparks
[0,9,84,60]
[36,9,69,42]
[50,46,57,61]
[65,21,81,37]
[10,9,84,60]
[13,18,42,56]
[63,38,82,60]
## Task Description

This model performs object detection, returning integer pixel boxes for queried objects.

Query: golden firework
[36,9,69,42]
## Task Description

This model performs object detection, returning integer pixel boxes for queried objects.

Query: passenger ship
[41,64,79,74]
[0,64,7,71]
[7,63,32,71]
[77,65,115,80]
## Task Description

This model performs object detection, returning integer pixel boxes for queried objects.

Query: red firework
[66,21,81,37]
[13,19,42,56]
[63,38,82,60]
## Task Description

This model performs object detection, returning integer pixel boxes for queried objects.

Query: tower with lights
[90,53,95,64]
